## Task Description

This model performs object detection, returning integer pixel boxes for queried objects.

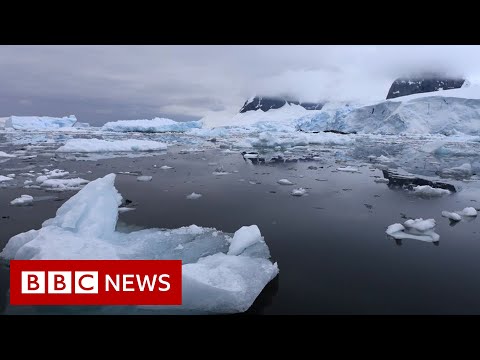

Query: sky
[1,45,480,126]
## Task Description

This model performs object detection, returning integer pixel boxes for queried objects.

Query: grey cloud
[1,45,480,124]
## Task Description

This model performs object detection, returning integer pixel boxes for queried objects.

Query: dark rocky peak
[239,96,323,113]
[386,74,466,100]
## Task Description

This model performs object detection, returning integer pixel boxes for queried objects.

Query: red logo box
[9,260,182,305]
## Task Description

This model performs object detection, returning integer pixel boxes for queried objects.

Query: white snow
[412,185,451,197]
[10,195,33,206]
[0,173,279,314]
[337,166,360,173]
[227,225,263,256]
[291,188,307,196]
[186,192,202,200]
[0,151,16,158]
[137,176,152,182]
[0,175,14,182]
[277,179,294,185]
[441,211,462,221]
[102,118,201,133]
[458,207,478,216]
[386,218,440,242]
[5,115,77,130]
[57,139,167,153]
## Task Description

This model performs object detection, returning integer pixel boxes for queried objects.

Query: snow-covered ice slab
[0,174,279,314]
[102,118,202,133]
[10,195,33,206]
[56,139,167,153]
[386,218,440,242]
[412,185,451,197]
[5,115,77,130]
[336,166,360,173]
[0,175,14,182]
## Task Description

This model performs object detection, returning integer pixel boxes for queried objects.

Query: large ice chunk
[56,139,168,152]
[386,218,440,242]
[102,118,202,133]
[0,174,278,314]
[5,115,77,130]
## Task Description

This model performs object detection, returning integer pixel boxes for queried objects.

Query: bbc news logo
[10,260,182,305]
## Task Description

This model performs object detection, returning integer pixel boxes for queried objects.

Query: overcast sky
[1,45,480,125]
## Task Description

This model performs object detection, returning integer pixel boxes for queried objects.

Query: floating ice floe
[118,207,135,213]
[186,192,202,200]
[0,174,279,314]
[412,185,451,197]
[137,176,153,182]
[291,188,307,196]
[386,218,440,242]
[277,179,294,185]
[102,118,202,133]
[0,175,14,182]
[457,207,478,216]
[441,211,462,221]
[10,195,33,206]
[0,151,16,158]
[36,169,69,183]
[40,178,90,191]
[160,165,173,170]
[56,139,167,153]
[336,166,360,173]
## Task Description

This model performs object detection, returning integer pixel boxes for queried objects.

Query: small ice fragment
[118,207,136,213]
[137,176,153,182]
[277,179,293,185]
[160,165,173,170]
[337,166,359,173]
[374,178,389,184]
[291,188,307,196]
[458,207,477,216]
[186,192,202,200]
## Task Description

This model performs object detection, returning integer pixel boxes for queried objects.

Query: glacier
[0,174,279,314]
[102,118,202,133]
[5,115,78,130]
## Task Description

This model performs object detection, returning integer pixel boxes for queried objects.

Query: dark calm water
[1,148,480,314]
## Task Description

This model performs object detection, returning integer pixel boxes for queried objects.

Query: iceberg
[56,139,168,152]
[386,218,440,242]
[5,115,77,130]
[0,174,279,314]
[102,118,202,133]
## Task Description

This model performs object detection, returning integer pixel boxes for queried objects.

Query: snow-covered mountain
[386,75,466,100]
[240,96,323,113]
